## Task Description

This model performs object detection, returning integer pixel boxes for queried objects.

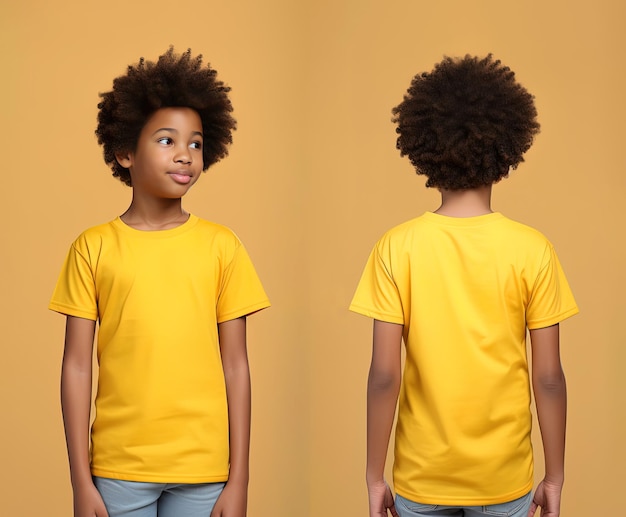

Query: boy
[49,48,270,517]
[350,55,578,517]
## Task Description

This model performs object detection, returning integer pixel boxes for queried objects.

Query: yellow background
[1,1,624,515]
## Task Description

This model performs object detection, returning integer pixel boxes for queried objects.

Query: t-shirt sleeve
[216,243,270,323]
[349,242,404,325]
[526,244,579,329]
[48,240,98,321]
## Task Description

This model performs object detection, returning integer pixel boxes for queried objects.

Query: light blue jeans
[93,477,225,517]
[396,491,532,517]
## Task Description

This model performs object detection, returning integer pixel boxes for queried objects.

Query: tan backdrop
[1,1,623,515]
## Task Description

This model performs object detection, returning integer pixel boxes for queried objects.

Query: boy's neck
[434,185,493,217]
[121,197,190,231]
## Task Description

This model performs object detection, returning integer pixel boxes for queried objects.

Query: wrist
[70,472,95,490]
[366,474,386,487]
[226,472,249,488]
[544,474,565,487]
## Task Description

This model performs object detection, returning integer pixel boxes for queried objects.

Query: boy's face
[116,107,204,197]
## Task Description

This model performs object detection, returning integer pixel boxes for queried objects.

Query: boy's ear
[115,151,133,169]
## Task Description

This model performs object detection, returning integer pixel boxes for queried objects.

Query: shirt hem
[91,468,230,484]
[48,302,97,321]
[348,304,404,325]
[527,306,579,330]
[394,480,533,506]
[217,300,271,323]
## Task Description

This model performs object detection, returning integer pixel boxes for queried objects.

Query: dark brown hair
[96,47,236,186]
[393,54,540,190]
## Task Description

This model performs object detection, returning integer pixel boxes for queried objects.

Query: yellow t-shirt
[350,212,578,505]
[50,215,270,483]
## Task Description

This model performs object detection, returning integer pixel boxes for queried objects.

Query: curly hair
[96,47,236,186]
[392,54,540,190]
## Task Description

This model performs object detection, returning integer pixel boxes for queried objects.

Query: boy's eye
[157,137,173,145]
[190,141,202,150]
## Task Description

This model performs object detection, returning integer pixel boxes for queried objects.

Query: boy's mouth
[168,172,192,184]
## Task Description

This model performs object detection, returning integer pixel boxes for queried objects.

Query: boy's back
[350,211,577,504]
[352,55,578,517]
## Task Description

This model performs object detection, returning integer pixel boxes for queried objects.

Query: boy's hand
[210,481,247,517]
[73,481,109,517]
[367,479,399,517]
[528,479,563,517]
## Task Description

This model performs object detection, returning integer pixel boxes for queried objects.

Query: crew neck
[112,213,199,237]
[422,211,504,226]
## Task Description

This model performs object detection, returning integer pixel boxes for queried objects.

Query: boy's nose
[174,147,192,164]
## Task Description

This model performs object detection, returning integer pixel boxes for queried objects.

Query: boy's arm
[367,320,403,517]
[528,324,567,517]
[212,316,251,517]
[61,315,109,517]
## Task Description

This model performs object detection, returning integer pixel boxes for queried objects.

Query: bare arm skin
[61,316,109,517]
[212,317,251,517]
[527,324,567,517]
[366,320,403,517]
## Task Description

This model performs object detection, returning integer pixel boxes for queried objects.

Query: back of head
[393,54,540,190]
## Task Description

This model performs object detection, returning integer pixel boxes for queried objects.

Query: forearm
[61,316,97,488]
[223,361,251,485]
[533,368,567,483]
[61,365,93,486]
[530,324,567,485]
[218,317,251,487]
[366,370,400,484]
[366,320,403,485]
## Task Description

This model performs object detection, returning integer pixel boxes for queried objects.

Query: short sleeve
[216,243,270,323]
[49,241,98,320]
[349,242,405,324]
[526,244,579,329]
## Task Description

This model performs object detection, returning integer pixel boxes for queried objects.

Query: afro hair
[96,47,236,186]
[392,54,540,190]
